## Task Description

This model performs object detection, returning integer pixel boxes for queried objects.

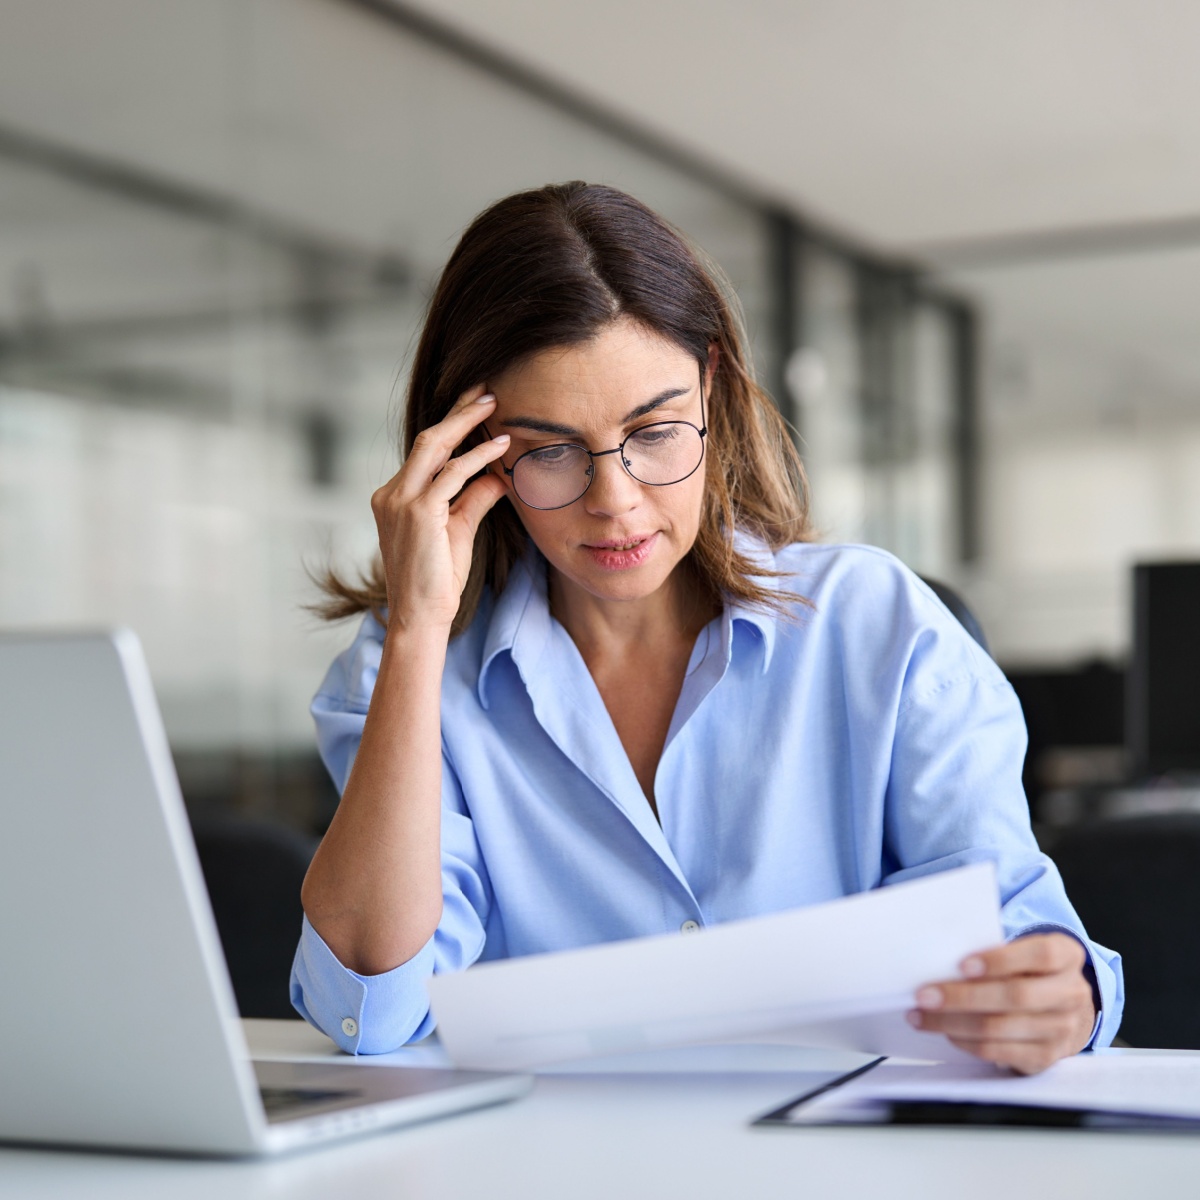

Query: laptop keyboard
[259,1085,362,1116]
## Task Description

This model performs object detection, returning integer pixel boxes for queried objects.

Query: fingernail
[906,1010,923,1028]
[961,957,985,978]
[916,987,943,1009]
[474,393,496,404]
[491,433,510,443]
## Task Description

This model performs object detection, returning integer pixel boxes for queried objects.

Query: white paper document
[428,862,1003,1070]
[785,1052,1200,1124]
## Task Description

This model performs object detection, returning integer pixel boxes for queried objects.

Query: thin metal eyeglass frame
[483,365,708,511]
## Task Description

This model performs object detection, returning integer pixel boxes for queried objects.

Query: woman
[293,182,1121,1073]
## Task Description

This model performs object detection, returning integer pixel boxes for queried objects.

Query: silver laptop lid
[0,629,266,1155]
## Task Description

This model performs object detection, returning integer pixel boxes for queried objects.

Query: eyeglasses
[485,368,708,511]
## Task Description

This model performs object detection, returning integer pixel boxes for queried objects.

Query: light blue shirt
[291,538,1123,1054]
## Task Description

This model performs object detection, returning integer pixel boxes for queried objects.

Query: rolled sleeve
[290,916,438,1053]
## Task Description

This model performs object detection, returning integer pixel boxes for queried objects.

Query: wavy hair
[317,182,812,634]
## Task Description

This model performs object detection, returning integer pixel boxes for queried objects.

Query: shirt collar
[476,532,781,707]
[477,542,548,709]
[726,528,779,674]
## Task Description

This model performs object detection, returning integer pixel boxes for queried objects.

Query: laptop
[0,629,531,1157]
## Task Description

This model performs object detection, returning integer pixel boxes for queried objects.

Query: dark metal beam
[764,209,798,429]
[948,300,981,564]
[0,121,410,279]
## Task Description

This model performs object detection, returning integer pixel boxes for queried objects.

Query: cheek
[506,500,572,549]
[673,473,707,534]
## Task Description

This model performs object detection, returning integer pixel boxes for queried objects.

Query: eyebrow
[498,385,693,437]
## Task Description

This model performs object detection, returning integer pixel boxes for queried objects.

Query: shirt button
[680,920,701,934]
[341,1017,359,1038]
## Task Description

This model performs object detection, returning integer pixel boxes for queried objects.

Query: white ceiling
[400,0,1200,250]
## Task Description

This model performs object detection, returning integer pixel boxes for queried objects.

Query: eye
[525,444,581,468]
[628,424,681,447]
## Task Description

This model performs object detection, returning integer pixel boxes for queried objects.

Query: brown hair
[317,181,812,634]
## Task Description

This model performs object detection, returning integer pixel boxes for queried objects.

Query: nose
[582,449,642,518]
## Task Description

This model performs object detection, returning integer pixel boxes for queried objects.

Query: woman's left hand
[908,933,1096,1075]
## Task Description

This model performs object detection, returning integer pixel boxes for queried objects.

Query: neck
[548,560,718,662]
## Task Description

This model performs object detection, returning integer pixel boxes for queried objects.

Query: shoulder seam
[897,671,1011,717]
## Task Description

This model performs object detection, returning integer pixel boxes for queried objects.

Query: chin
[560,551,678,604]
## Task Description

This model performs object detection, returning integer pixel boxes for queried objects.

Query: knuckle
[1053,1014,1077,1040]
[371,485,397,514]
[1048,935,1077,969]
[1018,979,1042,1009]
[973,1040,1006,1064]
[979,1013,1007,1039]
[1055,931,1083,958]
[1041,939,1066,969]
[1027,936,1054,970]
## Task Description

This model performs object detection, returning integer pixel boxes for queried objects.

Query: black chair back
[920,576,990,656]
[190,816,318,1019]
[1051,813,1200,1048]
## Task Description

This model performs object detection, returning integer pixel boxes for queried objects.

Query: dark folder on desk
[755,1052,1200,1132]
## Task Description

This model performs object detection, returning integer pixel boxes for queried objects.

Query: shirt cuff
[290,914,438,1054]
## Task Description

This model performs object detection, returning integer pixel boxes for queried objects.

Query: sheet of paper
[428,862,1002,1070]
[791,1051,1200,1123]
[724,1006,982,1064]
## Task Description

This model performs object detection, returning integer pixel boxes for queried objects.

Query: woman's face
[488,316,709,608]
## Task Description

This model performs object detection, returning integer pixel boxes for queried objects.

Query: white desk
[4,1021,1200,1199]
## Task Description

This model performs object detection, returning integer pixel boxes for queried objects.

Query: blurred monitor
[1129,562,1200,779]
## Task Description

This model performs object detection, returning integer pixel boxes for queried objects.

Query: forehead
[493,319,695,413]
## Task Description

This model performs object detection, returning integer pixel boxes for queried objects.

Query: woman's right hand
[371,385,510,633]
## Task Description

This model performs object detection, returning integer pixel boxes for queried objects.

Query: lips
[585,535,653,550]
[580,532,660,571]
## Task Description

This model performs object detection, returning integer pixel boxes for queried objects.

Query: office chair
[190,815,318,1020]
[1051,813,1200,1049]
[920,577,990,656]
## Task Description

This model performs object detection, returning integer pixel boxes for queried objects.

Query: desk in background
[3,1021,1200,1199]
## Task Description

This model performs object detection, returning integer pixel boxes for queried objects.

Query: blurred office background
[3,2,1200,1031]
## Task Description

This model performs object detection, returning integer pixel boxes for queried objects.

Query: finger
[455,382,492,406]
[945,1035,1063,1076]
[915,972,1089,1016]
[910,1008,1079,1042]
[426,434,510,504]
[958,934,1086,981]
[403,392,498,486]
[450,472,508,536]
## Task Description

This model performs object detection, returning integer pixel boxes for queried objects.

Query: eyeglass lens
[512,423,704,510]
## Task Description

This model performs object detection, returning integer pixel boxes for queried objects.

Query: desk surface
[4,1021,1200,1200]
